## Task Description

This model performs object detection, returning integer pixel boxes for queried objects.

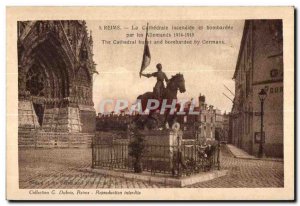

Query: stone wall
[18,100,40,129]
[42,107,82,132]
[18,130,93,148]
[79,105,96,133]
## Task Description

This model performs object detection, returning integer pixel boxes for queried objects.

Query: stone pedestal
[138,130,182,172]
[141,130,179,155]
[141,130,179,146]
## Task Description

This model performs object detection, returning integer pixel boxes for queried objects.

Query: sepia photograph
[6,6,294,200]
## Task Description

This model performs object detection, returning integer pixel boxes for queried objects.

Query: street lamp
[258,88,267,158]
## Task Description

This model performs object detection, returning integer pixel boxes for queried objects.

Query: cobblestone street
[19,145,283,188]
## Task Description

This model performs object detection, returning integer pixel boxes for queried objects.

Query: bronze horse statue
[136,73,186,129]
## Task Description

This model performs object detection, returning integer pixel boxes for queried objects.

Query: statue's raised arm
[140,72,154,78]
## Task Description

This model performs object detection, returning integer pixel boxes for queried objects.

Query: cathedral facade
[18,21,97,146]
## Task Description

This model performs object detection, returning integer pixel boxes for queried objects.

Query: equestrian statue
[136,63,186,129]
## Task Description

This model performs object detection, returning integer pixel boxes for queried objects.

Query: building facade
[18,21,97,146]
[221,112,230,143]
[231,20,283,157]
[197,95,217,140]
[96,112,131,131]
[177,95,218,140]
[215,111,230,143]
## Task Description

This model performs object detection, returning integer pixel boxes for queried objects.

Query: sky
[86,20,244,113]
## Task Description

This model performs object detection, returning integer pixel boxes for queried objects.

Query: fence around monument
[92,132,220,177]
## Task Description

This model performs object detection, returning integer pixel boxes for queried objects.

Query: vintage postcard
[6,7,294,200]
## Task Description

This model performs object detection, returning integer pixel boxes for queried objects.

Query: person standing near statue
[140,63,169,99]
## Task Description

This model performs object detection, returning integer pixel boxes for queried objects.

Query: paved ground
[187,146,284,188]
[226,144,256,159]
[19,145,284,188]
[226,144,283,162]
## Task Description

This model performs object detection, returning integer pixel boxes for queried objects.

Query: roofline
[232,20,250,79]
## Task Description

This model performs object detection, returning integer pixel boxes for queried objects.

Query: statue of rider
[140,63,169,99]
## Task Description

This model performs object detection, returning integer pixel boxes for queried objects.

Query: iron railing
[92,135,220,177]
